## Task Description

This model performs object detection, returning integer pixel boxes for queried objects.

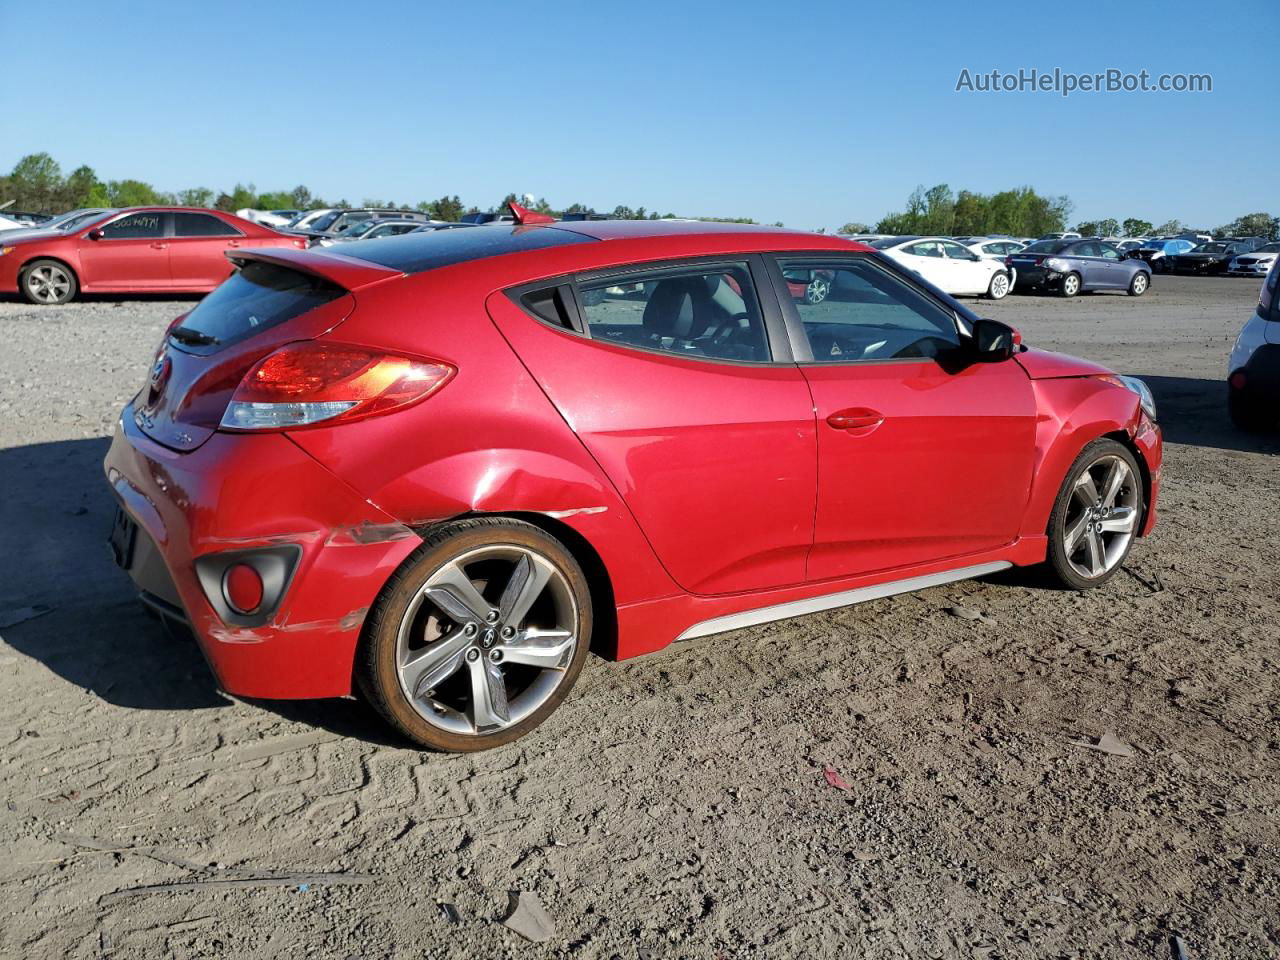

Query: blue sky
[1,0,1273,230]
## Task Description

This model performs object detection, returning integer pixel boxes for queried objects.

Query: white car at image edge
[870,235,1013,299]
[1227,241,1280,278]
[1227,260,1280,429]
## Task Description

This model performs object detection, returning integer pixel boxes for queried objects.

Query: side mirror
[88,229,104,240]
[971,318,1020,361]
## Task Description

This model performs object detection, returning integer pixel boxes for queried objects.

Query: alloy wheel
[805,277,830,304]
[25,264,72,304]
[989,272,1010,299]
[395,545,578,736]
[1061,454,1138,580]
[1131,273,1148,295]
[1062,274,1080,296]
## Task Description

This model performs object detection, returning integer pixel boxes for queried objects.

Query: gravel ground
[1,276,1277,959]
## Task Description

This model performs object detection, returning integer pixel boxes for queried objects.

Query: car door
[169,212,245,288]
[486,257,817,596]
[1069,242,1107,287]
[1095,243,1128,287]
[767,254,1037,581]
[78,211,171,289]
[940,239,988,294]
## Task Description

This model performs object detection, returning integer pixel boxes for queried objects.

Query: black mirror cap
[971,318,1019,361]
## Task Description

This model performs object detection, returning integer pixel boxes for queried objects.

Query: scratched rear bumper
[104,404,422,699]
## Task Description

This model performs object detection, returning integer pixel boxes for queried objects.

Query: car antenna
[508,201,556,225]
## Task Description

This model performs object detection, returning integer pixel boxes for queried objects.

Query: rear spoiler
[225,246,404,291]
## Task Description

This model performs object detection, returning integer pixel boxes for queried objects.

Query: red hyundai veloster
[104,211,1162,751]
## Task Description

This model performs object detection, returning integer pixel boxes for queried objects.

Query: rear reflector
[223,563,265,614]
[221,342,454,431]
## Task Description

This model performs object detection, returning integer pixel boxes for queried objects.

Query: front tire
[1128,272,1150,296]
[358,518,593,751]
[1045,439,1143,590]
[19,259,78,305]
[1059,272,1082,298]
[986,270,1011,300]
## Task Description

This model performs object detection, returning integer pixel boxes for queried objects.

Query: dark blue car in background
[1006,239,1152,298]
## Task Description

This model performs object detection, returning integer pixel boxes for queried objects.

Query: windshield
[1194,243,1228,254]
[869,237,907,249]
[1257,242,1280,253]
[308,211,342,232]
[343,220,379,238]
[1024,240,1070,254]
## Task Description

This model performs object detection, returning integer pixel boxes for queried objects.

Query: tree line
[4,154,1275,240]
[843,182,1278,241]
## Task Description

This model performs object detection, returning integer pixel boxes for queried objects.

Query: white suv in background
[1227,259,1280,429]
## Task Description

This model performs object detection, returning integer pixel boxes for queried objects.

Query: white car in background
[870,235,1012,299]
[1226,258,1280,429]
[234,208,300,228]
[0,213,25,231]
[1227,241,1280,278]
[965,238,1026,261]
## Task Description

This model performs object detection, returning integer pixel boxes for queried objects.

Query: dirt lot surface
[1,276,1277,959]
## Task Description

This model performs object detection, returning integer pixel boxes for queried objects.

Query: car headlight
[1118,375,1156,420]
[1045,258,1070,272]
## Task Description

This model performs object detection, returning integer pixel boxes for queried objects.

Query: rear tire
[1045,439,1143,590]
[1128,272,1150,296]
[986,271,1011,300]
[357,518,592,752]
[19,259,78,305]
[1059,272,1082,298]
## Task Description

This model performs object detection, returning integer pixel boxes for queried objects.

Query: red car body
[104,220,1161,707]
[0,207,305,300]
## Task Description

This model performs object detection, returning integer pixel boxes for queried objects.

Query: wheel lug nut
[465,648,480,662]
[463,623,478,637]
[485,610,500,623]
[500,625,515,639]
[488,649,503,663]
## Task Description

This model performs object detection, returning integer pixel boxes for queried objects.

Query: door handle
[150,242,168,249]
[826,408,884,431]
[227,240,241,247]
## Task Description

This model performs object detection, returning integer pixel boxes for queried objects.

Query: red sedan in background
[0,207,306,304]
[104,210,1162,751]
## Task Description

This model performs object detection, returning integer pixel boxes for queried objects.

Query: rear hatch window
[134,263,354,452]
[170,261,345,356]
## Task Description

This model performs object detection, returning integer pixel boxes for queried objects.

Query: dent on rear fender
[207,605,370,645]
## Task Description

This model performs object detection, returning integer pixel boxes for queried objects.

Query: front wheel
[986,270,1011,300]
[1059,272,1082,298]
[1128,272,1150,296]
[19,259,78,305]
[1045,439,1143,590]
[358,518,592,751]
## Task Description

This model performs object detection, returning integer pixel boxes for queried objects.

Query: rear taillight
[220,341,454,431]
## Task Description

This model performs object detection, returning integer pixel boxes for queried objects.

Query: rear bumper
[1230,343,1280,404]
[103,405,422,699]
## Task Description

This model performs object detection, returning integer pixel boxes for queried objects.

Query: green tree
[62,165,105,208]
[1222,212,1278,239]
[1122,218,1154,237]
[837,222,871,235]
[1154,219,1184,236]
[107,179,167,206]
[177,187,215,208]
[6,152,63,211]
[215,183,258,212]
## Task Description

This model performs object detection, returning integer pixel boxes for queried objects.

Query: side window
[1075,242,1101,258]
[1099,244,1120,260]
[777,257,961,362]
[905,241,944,258]
[101,212,164,239]
[576,263,769,362]
[940,241,975,259]
[174,212,240,237]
